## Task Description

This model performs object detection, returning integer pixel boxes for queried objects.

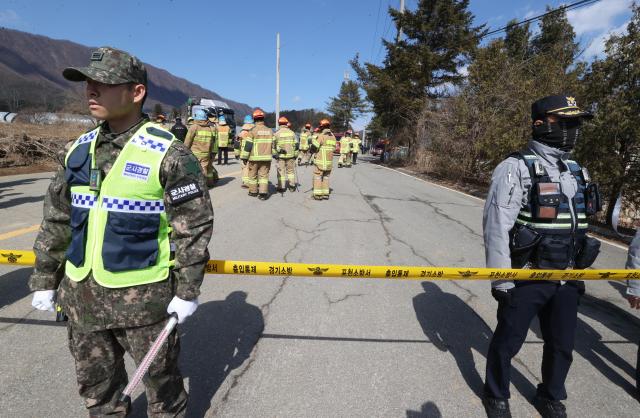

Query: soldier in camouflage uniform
[28,47,214,418]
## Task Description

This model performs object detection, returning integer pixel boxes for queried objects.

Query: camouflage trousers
[277,158,296,190]
[313,167,331,198]
[198,157,218,188]
[67,320,187,418]
[247,161,271,194]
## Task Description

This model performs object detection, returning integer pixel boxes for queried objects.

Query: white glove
[31,290,57,312]
[167,296,198,324]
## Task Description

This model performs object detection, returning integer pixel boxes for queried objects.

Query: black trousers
[484,281,579,400]
[217,147,229,165]
[353,152,358,164]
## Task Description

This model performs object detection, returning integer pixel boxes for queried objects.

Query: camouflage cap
[63,46,147,85]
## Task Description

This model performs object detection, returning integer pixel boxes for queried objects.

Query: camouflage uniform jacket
[28,117,214,332]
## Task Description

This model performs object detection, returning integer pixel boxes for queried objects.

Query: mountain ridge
[0,27,252,117]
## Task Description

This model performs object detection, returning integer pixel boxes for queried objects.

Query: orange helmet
[252,108,265,119]
[278,116,289,125]
[319,118,330,127]
[305,123,311,129]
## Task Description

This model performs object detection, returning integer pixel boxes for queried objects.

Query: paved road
[0,156,638,417]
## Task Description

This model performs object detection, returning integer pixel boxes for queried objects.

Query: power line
[376,1,394,62]
[370,0,384,62]
[482,0,601,39]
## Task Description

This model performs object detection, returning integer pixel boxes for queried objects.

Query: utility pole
[276,32,281,124]
[396,0,405,42]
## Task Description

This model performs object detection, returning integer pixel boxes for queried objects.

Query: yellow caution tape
[1,249,637,281]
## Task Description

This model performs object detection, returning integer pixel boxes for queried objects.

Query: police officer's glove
[279,149,287,155]
[31,290,56,312]
[167,296,198,324]
[491,288,513,306]
[273,154,279,160]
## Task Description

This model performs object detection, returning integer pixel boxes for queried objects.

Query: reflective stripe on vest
[64,122,174,288]
[514,149,588,236]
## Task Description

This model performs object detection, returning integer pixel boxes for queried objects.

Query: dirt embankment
[0,122,88,176]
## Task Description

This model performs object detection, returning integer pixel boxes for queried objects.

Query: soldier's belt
[0,250,636,281]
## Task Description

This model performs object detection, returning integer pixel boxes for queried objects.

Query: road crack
[323,291,365,305]
[362,193,482,239]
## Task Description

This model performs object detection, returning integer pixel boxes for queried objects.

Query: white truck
[187,97,236,135]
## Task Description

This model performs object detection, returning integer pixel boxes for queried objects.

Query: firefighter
[237,115,254,188]
[310,119,337,200]
[217,115,231,165]
[352,132,362,165]
[240,108,274,200]
[273,116,297,192]
[339,130,352,168]
[298,123,312,166]
[309,127,320,166]
[184,109,218,188]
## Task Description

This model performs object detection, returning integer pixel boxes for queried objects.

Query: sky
[0,0,634,128]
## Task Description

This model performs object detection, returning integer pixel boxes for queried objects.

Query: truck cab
[188,97,236,136]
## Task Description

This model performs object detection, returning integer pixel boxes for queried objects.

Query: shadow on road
[406,401,442,417]
[0,267,33,309]
[609,280,629,299]
[181,291,263,417]
[413,282,537,399]
[527,293,640,399]
[577,295,639,398]
[0,195,45,209]
[214,176,235,187]
[130,291,264,418]
[0,177,40,192]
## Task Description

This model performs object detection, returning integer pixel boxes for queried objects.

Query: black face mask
[532,118,582,151]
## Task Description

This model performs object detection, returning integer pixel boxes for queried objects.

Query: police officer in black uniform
[170,117,188,142]
[481,95,602,418]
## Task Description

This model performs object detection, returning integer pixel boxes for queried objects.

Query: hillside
[0,27,252,116]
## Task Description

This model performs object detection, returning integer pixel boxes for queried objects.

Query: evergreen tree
[531,6,579,70]
[326,80,368,132]
[352,0,484,138]
[264,108,331,131]
[578,5,640,224]
[504,20,531,60]
[415,6,583,181]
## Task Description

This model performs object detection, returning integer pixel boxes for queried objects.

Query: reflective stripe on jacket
[274,127,296,159]
[313,129,337,171]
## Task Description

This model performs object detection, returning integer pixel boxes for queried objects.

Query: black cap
[531,95,593,121]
